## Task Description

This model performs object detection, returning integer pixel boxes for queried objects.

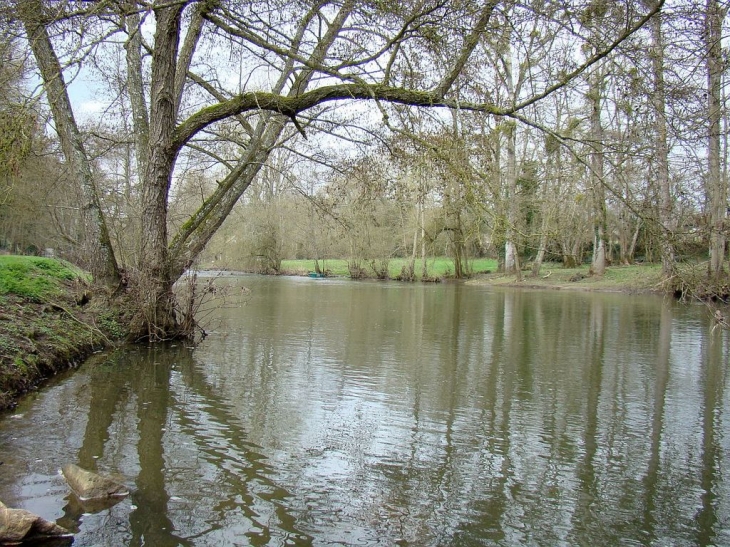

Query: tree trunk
[619,213,630,265]
[124,3,149,181]
[421,203,428,279]
[504,119,521,279]
[706,0,727,280]
[589,67,607,277]
[408,196,419,281]
[136,4,184,340]
[628,218,642,262]
[531,190,550,277]
[649,7,675,278]
[19,0,120,285]
[502,40,521,279]
[534,132,560,277]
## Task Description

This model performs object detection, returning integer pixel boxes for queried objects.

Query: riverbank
[276,257,496,279]
[0,256,701,411]
[274,258,667,294]
[0,256,123,410]
[468,263,667,294]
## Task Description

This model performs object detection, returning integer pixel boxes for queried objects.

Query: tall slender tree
[18,0,120,284]
[648,2,675,278]
[705,0,727,280]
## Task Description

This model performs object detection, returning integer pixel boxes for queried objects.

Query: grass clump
[0,255,87,301]
[97,311,125,339]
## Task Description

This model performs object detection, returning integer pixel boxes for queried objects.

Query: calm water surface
[1,275,730,546]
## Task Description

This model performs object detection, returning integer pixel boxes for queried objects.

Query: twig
[46,301,112,346]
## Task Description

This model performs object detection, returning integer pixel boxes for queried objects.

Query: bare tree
[14,0,663,339]
[648,3,675,278]
[705,0,727,280]
[17,0,120,283]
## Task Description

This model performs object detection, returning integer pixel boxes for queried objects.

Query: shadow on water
[696,325,727,547]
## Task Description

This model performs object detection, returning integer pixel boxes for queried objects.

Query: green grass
[0,255,87,300]
[474,262,665,292]
[600,263,663,288]
[279,257,498,279]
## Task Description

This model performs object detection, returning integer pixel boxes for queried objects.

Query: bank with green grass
[0,255,123,410]
[276,257,666,293]
[278,257,497,279]
[467,263,666,293]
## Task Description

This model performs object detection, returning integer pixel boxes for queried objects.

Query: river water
[1,275,729,546]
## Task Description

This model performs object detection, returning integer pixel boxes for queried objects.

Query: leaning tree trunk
[20,0,119,285]
[167,1,357,279]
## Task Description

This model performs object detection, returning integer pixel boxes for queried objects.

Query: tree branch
[512,0,665,112]
[433,1,499,99]
[173,83,505,150]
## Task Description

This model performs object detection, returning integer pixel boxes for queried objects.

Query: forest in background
[0,1,726,335]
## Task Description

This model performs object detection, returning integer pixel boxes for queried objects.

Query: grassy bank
[468,263,665,293]
[0,256,122,410]
[279,257,498,279]
[278,257,665,293]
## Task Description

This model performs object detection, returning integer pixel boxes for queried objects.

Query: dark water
[2,275,730,546]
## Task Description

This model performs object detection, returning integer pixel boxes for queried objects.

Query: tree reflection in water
[0,278,729,546]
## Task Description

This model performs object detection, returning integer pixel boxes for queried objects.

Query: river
[1,275,729,546]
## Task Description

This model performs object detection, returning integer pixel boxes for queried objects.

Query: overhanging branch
[173,84,505,151]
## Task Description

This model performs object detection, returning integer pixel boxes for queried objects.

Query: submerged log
[61,464,129,500]
[0,501,72,545]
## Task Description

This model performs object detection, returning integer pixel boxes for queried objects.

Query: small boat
[308,272,327,278]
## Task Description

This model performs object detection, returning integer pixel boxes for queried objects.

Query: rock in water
[0,500,72,545]
[61,464,129,500]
